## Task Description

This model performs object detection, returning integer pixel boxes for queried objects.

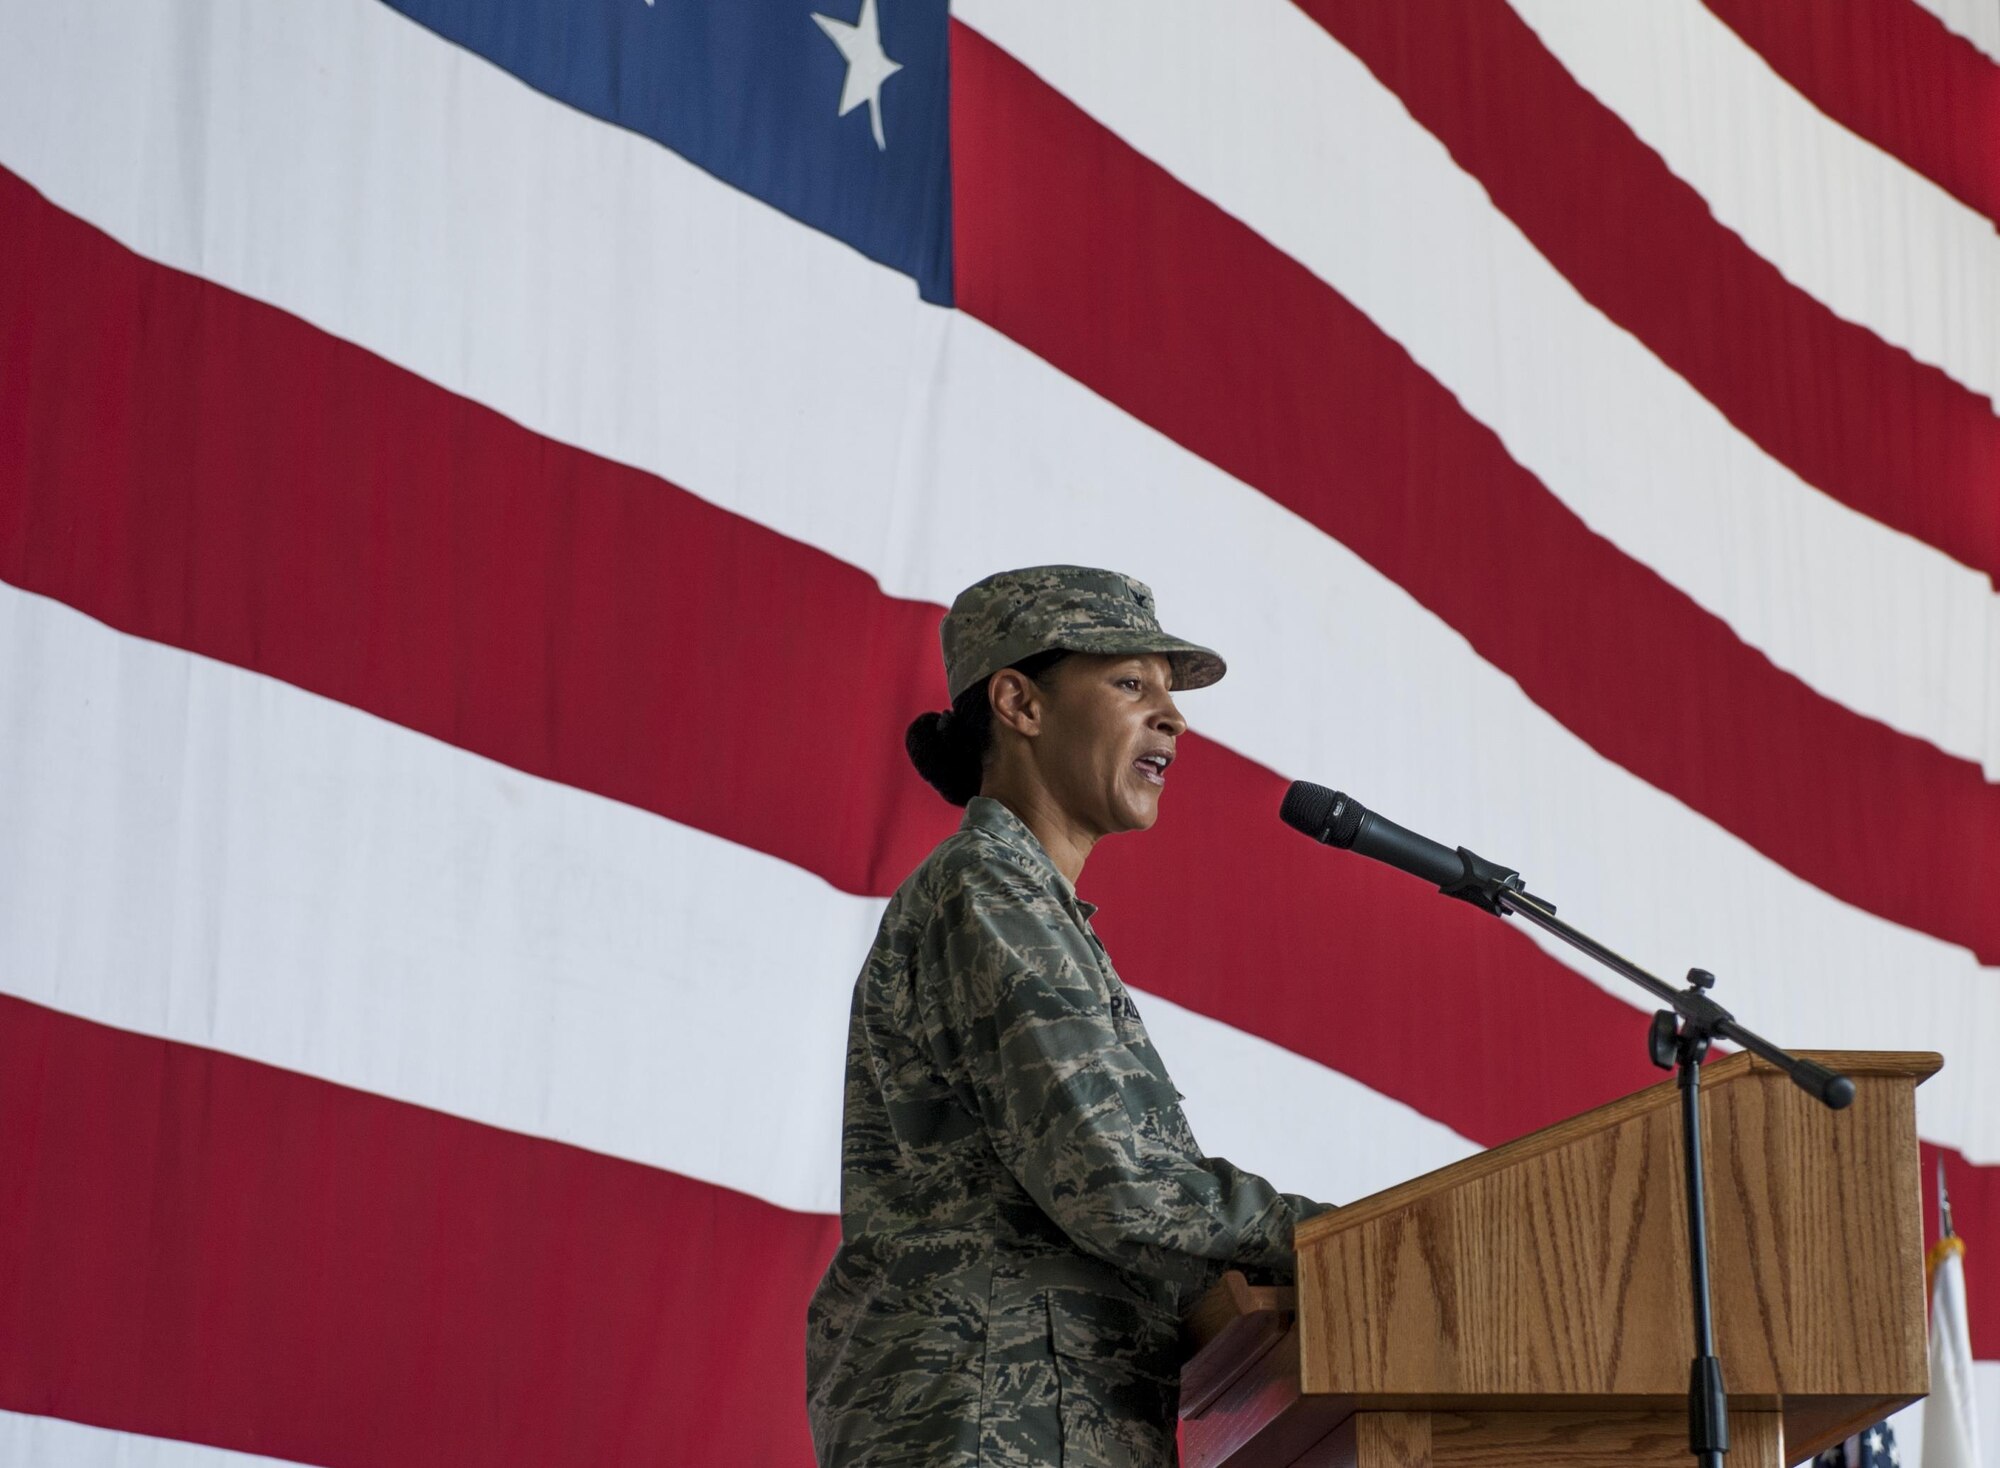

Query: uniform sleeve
[916,852,1334,1297]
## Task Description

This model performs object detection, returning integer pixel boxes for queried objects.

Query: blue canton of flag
[1815,1421,1903,1468]
[375,0,954,300]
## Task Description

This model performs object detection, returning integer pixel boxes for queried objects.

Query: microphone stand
[1439,848,1854,1468]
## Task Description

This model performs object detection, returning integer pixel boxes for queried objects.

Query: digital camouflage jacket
[805,797,1329,1467]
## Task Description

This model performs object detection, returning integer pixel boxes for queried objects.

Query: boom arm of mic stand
[1447,864,1852,1468]
[1492,886,1854,1111]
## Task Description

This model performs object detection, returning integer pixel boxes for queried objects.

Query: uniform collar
[961,796,1099,919]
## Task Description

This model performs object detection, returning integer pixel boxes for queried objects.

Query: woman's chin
[1112,786,1165,832]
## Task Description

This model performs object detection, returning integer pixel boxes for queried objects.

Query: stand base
[1297,1409,1784,1468]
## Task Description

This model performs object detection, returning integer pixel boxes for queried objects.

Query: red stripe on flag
[1,167,1996,1370]
[0,993,836,1465]
[947,25,2000,968]
[1703,0,2000,225]
[1295,0,2000,588]
[3,994,1996,1468]
[0,162,1654,1152]
[0,169,956,903]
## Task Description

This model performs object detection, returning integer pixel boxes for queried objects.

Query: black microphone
[1278,781,1525,914]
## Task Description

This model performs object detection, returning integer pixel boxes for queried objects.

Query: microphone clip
[1440,846,1528,916]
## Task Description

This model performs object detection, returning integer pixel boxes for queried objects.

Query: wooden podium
[1178,1051,1939,1468]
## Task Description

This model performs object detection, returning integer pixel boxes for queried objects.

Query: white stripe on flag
[2,0,1997,1158]
[1510,0,2000,408]
[949,0,2000,775]
[0,582,1475,1215]
[0,1412,311,1468]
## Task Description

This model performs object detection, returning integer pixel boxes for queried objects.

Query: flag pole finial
[1939,1155,1956,1240]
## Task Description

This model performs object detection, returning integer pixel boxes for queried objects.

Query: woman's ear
[987,667,1044,740]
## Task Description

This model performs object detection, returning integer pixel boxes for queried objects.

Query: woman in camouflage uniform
[805,566,1332,1468]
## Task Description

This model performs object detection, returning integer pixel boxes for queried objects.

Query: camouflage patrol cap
[941,565,1227,701]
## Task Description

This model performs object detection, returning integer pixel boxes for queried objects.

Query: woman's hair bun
[905,707,983,807]
[904,649,1068,807]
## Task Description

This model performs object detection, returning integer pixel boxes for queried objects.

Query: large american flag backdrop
[2,0,1997,1462]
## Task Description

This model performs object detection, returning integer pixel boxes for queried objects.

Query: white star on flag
[811,0,901,150]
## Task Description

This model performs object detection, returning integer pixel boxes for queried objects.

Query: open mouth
[1133,752,1172,787]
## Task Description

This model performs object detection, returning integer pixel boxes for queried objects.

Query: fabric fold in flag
[1303,0,2000,584]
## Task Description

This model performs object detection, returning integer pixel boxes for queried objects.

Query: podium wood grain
[1180,1051,1938,1467]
